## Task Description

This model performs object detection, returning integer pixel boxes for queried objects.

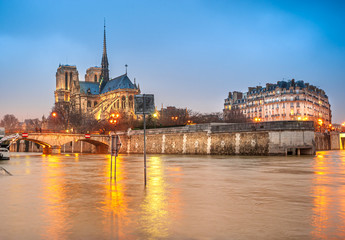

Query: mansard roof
[80,82,100,95]
[100,74,137,94]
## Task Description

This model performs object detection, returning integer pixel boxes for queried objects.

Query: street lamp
[51,112,57,132]
[317,118,323,133]
[108,113,120,131]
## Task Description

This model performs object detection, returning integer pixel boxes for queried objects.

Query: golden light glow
[311,151,345,239]
[52,112,57,117]
[318,119,323,126]
[297,117,301,121]
[102,155,129,238]
[41,155,69,239]
[140,156,170,239]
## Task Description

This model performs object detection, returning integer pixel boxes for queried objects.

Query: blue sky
[0,0,344,123]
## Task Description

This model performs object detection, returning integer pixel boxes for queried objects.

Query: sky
[0,0,344,123]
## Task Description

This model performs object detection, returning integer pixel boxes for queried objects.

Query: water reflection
[312,151,345,239]
[140,156,170,239]
[102,155,129,239]
[41,155,71,239]
[2,152,345,239]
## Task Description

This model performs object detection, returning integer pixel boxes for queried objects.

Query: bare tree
[188,111,223,124]
[0,114,19,130]
[223,109,249,123]
[23,118,41,132]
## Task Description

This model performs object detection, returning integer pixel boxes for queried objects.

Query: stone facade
[224,79,332,126]
[123,121,316,155]
[54,25,140,121]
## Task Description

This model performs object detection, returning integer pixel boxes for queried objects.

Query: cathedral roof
[80,82,100,95]
[101,74,137,94]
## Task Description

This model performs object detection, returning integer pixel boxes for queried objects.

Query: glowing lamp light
[153,113,158,118]
[111,113,115,118]
[297,117,301,121]
[109,118,117,124]
[52,112,57,117]
[116,113,120,118]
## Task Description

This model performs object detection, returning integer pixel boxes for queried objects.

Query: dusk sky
[1,0,344,123]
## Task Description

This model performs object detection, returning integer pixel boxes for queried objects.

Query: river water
[0,151,345,239]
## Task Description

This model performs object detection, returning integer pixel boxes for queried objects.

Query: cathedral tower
[99,21,109,92]
[55,65,79,104]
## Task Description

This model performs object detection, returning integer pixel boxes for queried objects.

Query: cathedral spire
[100,18,109,92]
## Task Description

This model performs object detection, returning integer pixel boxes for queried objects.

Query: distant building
[159,106,188,126]
[223,79,332,126]
[54,24,140,120]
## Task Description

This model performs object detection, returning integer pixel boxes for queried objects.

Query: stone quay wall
[119,121,316,155]
[11,121,338,155]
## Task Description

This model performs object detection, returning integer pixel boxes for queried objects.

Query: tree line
[0,107,249,134]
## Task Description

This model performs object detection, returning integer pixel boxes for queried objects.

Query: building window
[291,103,294,107]
[65,72,68,90]
[87,101,91,108]
[94,101,98,106]
[122,96,126,109]
[129,95,133,109]
[94,75,97,82]
[70,72,73,84]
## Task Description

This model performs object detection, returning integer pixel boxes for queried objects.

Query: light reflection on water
[312,151,345,239]
[0,151,345,239]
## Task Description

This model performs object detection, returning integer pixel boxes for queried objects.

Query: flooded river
[1,151,345,239]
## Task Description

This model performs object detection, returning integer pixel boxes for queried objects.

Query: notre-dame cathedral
[54,24,140,120]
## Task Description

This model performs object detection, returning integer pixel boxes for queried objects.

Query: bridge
[17,133,111,154]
